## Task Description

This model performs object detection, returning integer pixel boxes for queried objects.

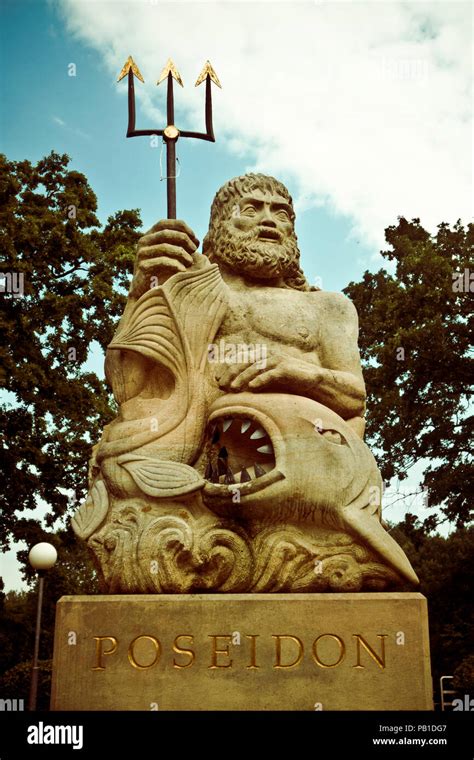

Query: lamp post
[28,542,57,711]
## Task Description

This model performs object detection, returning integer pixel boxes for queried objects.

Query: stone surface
[51,593,433,711]
[72,173,418,592]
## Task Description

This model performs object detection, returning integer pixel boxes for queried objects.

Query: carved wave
[87,506,401,594]
[88,506,252,593]
[71,479,109,540]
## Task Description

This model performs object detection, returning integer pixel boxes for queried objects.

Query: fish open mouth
[204,416,276,485]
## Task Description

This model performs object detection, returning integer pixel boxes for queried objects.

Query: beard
[207,224,304,282]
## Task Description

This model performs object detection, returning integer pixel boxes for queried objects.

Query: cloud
[52,113,90,140]
[55,0,472,250]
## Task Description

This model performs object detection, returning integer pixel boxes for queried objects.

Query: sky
[0,0,472,590]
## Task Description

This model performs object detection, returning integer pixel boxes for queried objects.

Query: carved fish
[94,259,228,497]
[201,392,419,586]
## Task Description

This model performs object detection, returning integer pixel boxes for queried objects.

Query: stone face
[51,593,433,711]
[71,173,418,592]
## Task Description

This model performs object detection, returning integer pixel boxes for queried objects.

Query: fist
[131,219,199,297]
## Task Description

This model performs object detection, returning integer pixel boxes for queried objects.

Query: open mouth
[257,229,281,243]
[204,416,276,485]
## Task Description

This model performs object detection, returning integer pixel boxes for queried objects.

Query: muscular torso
[216,283,321,362]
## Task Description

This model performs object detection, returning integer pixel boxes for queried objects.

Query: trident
[117,56,221,219]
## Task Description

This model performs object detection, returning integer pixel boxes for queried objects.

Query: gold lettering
[92,636,118,671]
[128,635,161,670]
[173,635,195,669]
[312,634,346,668]
[273,635,304,669]
[245,634,260,669]
[352,634,387,669]
[208,635,233,669]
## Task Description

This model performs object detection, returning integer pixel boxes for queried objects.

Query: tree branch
[50,267,89,279]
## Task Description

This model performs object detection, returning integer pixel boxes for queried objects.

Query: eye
[275,209,290,221]
[321,430,344,445]
[241,205,257,216]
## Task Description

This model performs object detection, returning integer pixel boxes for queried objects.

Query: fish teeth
[223,419,233,432]
[250,427,266,440]
[256,444,272,454]
[241,420,251,433]
[224,466,235,485]
[209,462,274,485]
[240,468,251,483]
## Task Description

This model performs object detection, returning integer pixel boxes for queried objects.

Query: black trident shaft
[165,71,177,218]
[117,56,221,219]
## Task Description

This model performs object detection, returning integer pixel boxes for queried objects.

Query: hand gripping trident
[117,56,221,219]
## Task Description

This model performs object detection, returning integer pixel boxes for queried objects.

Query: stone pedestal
[51,593,433,711]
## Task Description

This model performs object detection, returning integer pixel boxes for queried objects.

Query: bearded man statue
[72,173,418,593]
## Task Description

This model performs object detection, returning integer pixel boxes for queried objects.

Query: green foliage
[392,519,474,684]
[452,655,474,692]
[345,218,473,527]
[0,151,141,551]
[17,524,101,590]
[0,660,52,711]
[0,528,99,677]
[0,590,36,675]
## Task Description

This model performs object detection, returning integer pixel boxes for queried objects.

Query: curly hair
[203,173,312,292]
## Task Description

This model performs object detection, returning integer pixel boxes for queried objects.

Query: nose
[260,206,276,227]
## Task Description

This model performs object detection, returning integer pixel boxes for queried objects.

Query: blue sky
[0,0,380,293]
[0,0,471,589]
[1,1,471,289]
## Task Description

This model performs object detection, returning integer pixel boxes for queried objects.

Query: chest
[219,287,319,351]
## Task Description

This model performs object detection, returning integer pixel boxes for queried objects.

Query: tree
[392,519,474,688]
[0,152,141,554]
[0,526,100,712]
[344,218,473,528]
[452,655,474,692]
[0,660,52,711]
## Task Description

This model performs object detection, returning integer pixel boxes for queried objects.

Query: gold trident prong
[157,58,184,87]
[195,60,222,89]
[117,55,144,83]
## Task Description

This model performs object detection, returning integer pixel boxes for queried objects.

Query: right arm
[105,219,200,402]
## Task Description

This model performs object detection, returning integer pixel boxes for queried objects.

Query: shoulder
[310,290,358,322]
